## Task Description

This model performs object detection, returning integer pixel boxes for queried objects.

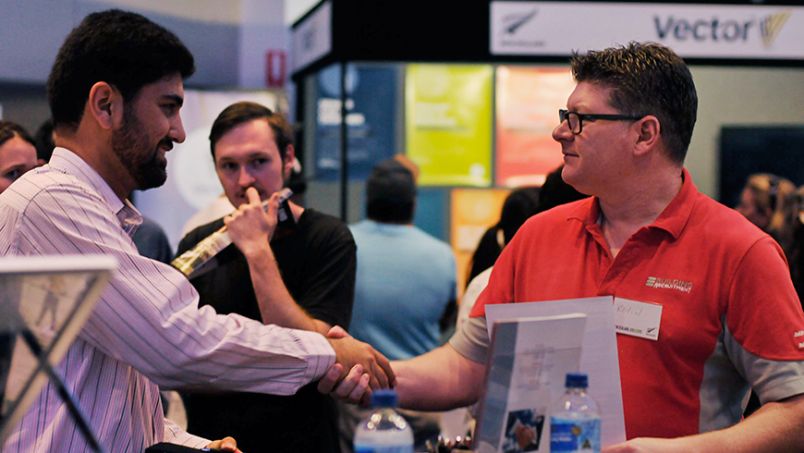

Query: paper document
[474,313,586,453]
[485,297,626,449]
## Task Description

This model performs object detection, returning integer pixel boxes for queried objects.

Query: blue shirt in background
[349,219,457,360]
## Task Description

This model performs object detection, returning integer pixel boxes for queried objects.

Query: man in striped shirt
[0,9,388,453]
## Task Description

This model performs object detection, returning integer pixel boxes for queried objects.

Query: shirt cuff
[298,329,337,384]
[162,417,210,449]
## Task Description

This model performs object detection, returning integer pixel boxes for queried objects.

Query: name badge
[614,298,662,341]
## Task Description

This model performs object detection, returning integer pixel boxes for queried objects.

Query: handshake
[317,326,395,405]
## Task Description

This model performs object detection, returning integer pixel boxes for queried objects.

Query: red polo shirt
[471,169,804,438]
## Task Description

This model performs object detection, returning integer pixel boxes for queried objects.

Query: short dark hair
[209,101,294,160]
[536,165,588,214]
[34,118,55,163]
[47,9,195,131]
[367,200,414,224]
[0,120,35,149]
[498,187,541,244]
[366,158,416,224]
[570,42,697,163]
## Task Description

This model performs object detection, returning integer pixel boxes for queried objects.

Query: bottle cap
[371,389,398,408]
[565,372,588,389]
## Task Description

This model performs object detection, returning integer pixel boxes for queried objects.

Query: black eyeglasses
[558,109,645,135]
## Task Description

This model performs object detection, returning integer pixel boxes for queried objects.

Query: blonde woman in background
[736,173,798,258]
[791,185,804,305]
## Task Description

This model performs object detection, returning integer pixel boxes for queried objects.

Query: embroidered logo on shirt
[645,276,693,293]
[795,330,804,349]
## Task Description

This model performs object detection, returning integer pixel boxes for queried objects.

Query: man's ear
[633,115,661,157]
[87,82,123,130]
[283,144,296,181]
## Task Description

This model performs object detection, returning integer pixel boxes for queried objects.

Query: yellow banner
[405,64,493,186]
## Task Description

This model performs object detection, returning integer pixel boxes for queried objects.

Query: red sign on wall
[495,66,574,187]
[265,50,287,88]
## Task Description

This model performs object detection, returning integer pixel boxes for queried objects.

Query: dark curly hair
[47,9,195,131]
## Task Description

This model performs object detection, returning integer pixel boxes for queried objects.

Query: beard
[111,109,172,190]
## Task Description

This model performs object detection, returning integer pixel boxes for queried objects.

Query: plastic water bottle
[550,372,601,453]
[354,389,414,453]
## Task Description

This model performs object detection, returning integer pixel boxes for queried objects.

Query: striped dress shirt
[0,148,335,452]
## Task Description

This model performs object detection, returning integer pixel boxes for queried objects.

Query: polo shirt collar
[649,168,696,239]
[566,168,697,240]
[566,196,599,226]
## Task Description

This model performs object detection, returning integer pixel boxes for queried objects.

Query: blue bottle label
[549,416,600,452]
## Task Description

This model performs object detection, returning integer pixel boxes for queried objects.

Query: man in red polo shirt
[322,42,804,452]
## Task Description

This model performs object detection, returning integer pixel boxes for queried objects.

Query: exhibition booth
[291,0,804,287]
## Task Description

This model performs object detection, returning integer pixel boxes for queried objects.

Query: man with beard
[0,9,391,453]
[178,102,356,453]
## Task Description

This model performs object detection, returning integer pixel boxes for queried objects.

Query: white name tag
[614,298,662,341]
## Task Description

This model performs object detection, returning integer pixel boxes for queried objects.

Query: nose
[237,167,256,188]
[552,119,573,142]
[171,115,186,144]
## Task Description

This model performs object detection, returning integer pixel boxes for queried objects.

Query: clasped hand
[318,326,395,406]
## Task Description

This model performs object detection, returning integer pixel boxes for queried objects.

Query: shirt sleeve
[725,236,804,402]
[448,314,490,364]
[162,418,210,449]
[19,183,335,396]
[292,220,356,329]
